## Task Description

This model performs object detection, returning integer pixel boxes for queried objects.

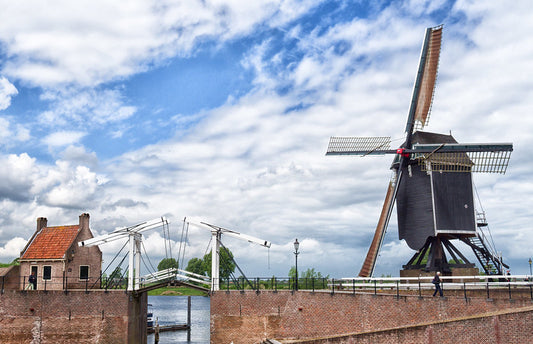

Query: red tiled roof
[21,225,80,260]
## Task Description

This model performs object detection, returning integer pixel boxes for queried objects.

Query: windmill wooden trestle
[326,25,513,277]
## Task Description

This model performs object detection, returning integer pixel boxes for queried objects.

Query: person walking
[29,272,37,290]
[432,271,443,297]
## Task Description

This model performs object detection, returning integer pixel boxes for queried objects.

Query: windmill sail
[412,143,513,173]
[357,26,444,277]
[358,181,395,277]
[405,25,442,134]
[326,136,393,155]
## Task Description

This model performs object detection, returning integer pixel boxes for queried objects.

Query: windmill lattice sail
[414,148,512,173]
[326,136,392,155]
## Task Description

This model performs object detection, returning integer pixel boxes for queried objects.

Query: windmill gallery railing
[214,275,533,300]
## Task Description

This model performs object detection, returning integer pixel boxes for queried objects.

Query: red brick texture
[0,290,147,343]
[210,290,533,344]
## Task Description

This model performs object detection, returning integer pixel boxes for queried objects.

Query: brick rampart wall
[0,289,146,343]
[211,290,533,344]
[290,306,533,343]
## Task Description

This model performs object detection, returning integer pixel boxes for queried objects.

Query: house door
[31,266,38,289]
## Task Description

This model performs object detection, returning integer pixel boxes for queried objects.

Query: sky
[1,0,532,279]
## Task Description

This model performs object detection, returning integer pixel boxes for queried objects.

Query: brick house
[18,213,102,290]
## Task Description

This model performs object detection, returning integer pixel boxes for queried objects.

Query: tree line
[157,248,328,280]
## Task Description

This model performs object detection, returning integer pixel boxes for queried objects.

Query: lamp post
[529,258,532,276]
[294,239,299,291]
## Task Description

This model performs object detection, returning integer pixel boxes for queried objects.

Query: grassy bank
[147,286,208,296]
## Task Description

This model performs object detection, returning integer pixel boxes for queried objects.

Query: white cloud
[0,237,27,259]
[0,0,322,88]
[0,153,38,202]
[42,131,86,148]
[39,88,136,127]
[43,162,101,209]
[0,77,18,110]
[0,117,31,146]
[59,145,98,169]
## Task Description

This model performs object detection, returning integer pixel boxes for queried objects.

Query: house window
[43,266,52,280]
[79,265,89,280]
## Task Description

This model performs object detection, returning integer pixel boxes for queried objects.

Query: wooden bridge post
[187,296,191,341]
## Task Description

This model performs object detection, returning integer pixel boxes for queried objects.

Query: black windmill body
[326,26,512,277]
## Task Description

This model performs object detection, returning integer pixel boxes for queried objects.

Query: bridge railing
[217,277,331,292]
[140,268,211,288]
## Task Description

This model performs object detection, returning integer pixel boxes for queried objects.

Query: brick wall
[65,238,102,289]
[64,213,103,290]
[211,290,533,343]
[0,265,20,290]
[291,307,533,343]
[0,289,147,343]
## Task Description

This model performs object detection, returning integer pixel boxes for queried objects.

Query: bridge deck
[136,279,209,294]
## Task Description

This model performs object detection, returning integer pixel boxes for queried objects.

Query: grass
[0,259,19,268]
[147,286,208,296]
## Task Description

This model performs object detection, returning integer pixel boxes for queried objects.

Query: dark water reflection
[147,295,210,344]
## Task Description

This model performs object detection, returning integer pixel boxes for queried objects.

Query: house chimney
[36,217,48,231]
[79,213,92,240]
[79,213,90,229]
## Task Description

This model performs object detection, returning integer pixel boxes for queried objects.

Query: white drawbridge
[186,218,271,291]
[140,268,211,287]
[79,217,169,291]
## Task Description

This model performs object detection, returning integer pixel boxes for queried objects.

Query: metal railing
[215,275,533,300]
[5,273,532,300]
[1,274,129,294]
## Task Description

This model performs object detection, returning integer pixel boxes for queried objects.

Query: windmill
[326,25,512,277]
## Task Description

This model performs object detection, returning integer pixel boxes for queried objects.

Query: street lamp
[294,239,300,291]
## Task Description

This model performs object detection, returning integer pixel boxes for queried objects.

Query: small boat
[147,304,154,328]
[146,302,190,334]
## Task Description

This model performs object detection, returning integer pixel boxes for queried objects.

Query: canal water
[147,295,210,344]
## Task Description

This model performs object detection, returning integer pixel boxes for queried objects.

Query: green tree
[288,266,298,279]
[157,257,179,271]
[109,266,123,280]
[186,258,206,276]
[203,247,236,279]
[290,267,329,279]
[301,267,328,279]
